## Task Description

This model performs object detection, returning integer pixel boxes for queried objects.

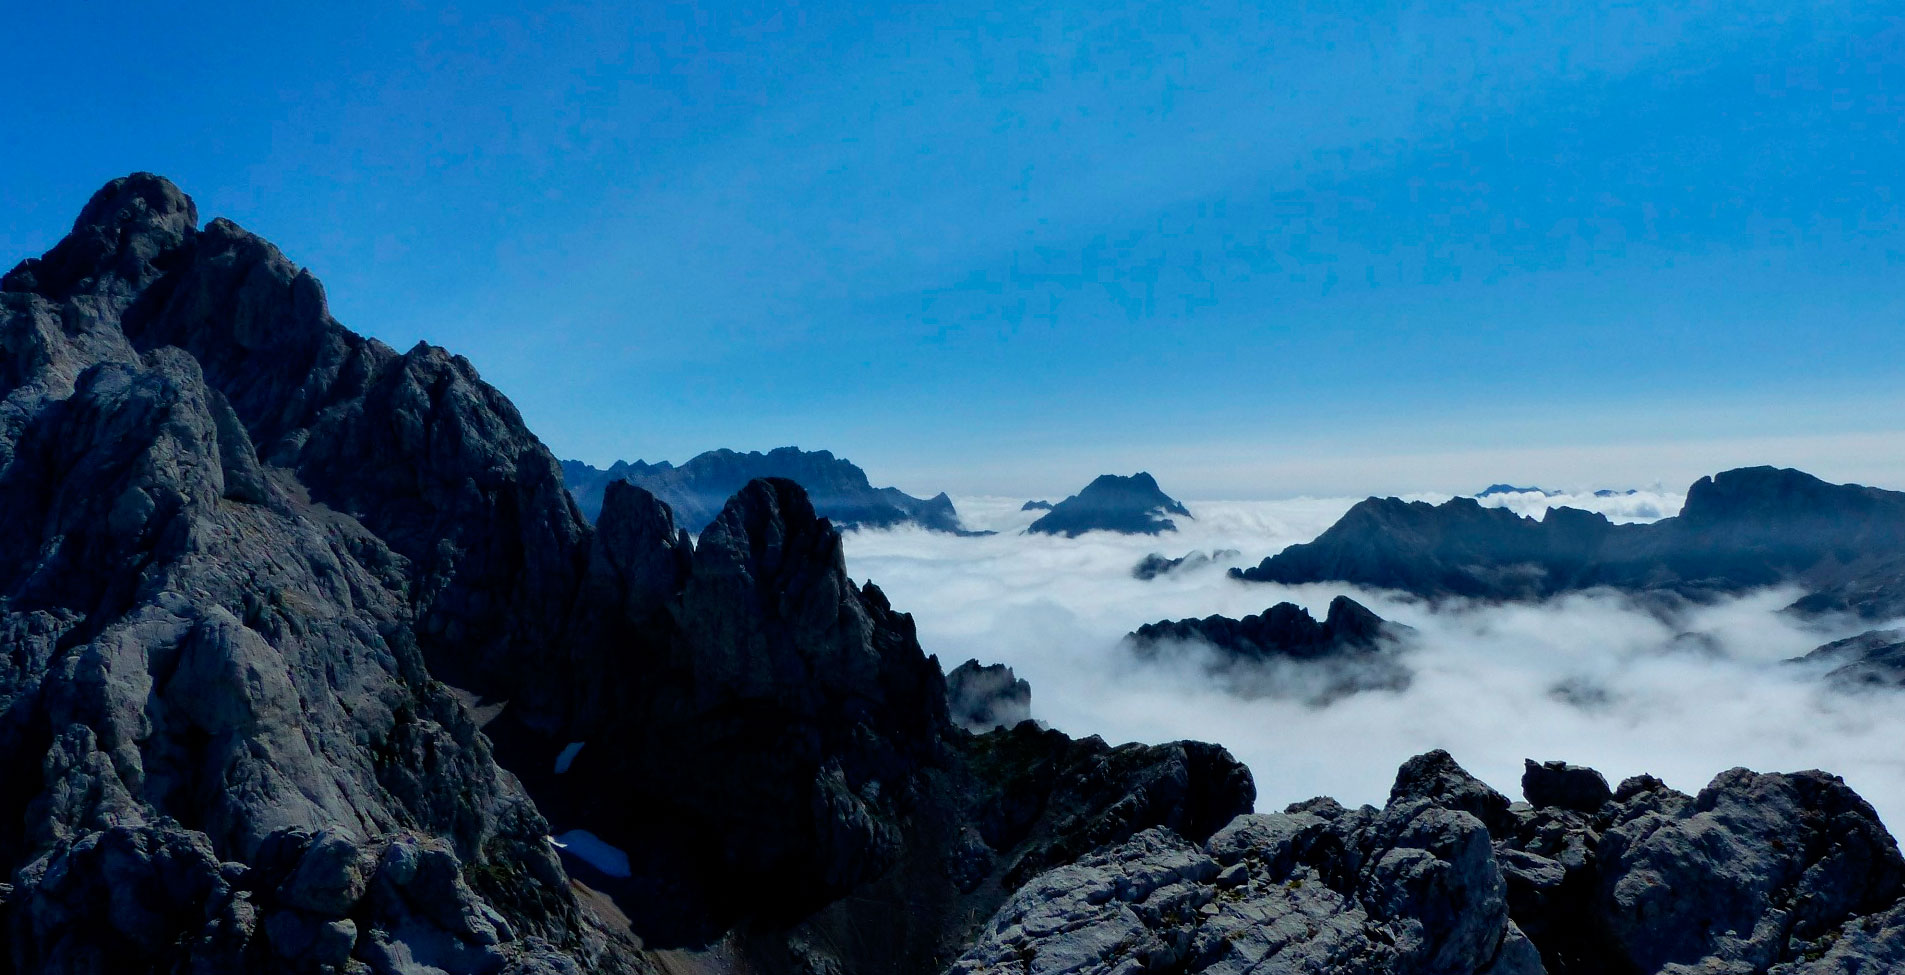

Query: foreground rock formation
[561,447,979,534]
[1234,468,1905,619]
[1,174,641,973]
[954,750,1905,975]
[1027,473,1191,537]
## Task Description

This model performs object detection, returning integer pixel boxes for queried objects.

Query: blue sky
[5,1,1903,497]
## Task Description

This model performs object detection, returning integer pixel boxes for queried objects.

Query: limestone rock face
[953,750,1905,975]
[1,175,640,973]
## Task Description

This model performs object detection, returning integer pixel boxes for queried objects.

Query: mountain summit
[1027,472,1191,536]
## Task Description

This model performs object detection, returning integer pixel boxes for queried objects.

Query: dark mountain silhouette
[562,447,984,535]
[1026,472,1190,536]
[1235,467,1905,618]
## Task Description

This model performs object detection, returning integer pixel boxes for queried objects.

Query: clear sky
[6,1,1903,498]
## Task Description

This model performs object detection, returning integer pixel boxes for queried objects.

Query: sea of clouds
[840,490,1905,830]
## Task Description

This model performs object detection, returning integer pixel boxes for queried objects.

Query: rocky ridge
[1234,468,1905,618]
[953,750,1905,975]
[946,660,1033,732]
[1,174,640,974]
[1126,597,1410,701]
[1792,629,1905,690]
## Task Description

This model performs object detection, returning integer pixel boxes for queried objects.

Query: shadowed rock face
[1130,596,1393,664]
[954,750,1905,975]
[1792,629,1905,690]
[1126,596,1409,701]
[0,174,1257,975]
[527,476,1256,969]
[562,447,979,535]
[1,174,642,974]
[1233,467,1905,617]
[1027,473,1190,537]
[946,660,1032,732]
[1132,549,1239,580]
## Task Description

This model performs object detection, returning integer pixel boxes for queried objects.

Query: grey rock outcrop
[953,750,1905,975]
[1,175,640,973]
[1027,474,1190,537]
[947,660,1032,732]
[1518,761,1611,814]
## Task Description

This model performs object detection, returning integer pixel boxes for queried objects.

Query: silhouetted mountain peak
[1027,471,1190,536]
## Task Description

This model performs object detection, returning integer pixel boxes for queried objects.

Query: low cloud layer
[843,494,1905,830]
[1474,486,1684,523]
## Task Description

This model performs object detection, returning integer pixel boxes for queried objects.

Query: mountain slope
[1,174,642,974]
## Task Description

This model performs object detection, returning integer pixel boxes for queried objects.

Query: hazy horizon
[7,0,1902,500]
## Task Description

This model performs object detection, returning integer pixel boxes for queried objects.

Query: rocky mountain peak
[1027,471,1191,536]
[3,172,197,301]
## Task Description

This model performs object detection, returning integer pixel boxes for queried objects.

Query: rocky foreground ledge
[958,751,1905,975]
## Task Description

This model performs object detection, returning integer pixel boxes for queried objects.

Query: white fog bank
[844,495,1905,830]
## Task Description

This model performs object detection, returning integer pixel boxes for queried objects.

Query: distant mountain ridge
[562,446,982,534]
[1476,484,1639,499]
[1237,466,1905,618]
